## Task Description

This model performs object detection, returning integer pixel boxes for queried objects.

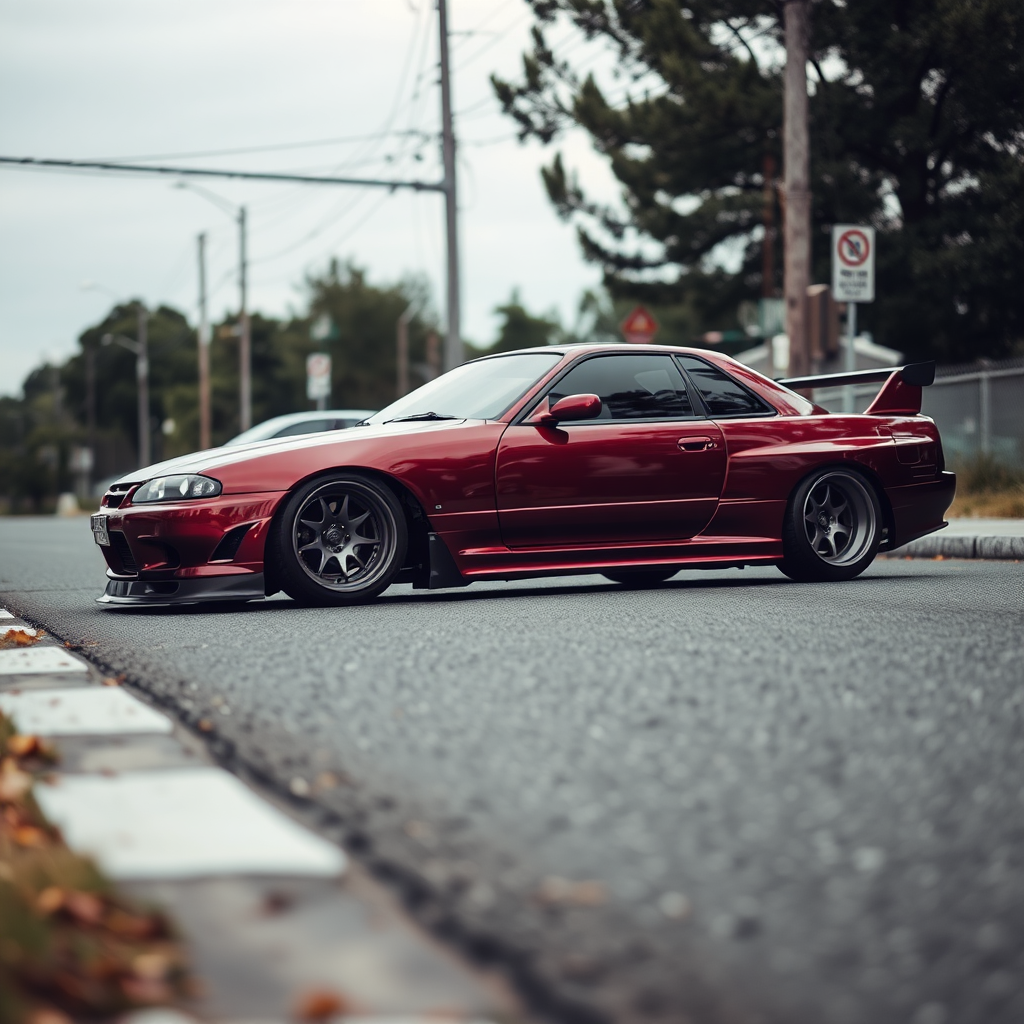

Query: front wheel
[269,473,407,606]
[779,468,882,582]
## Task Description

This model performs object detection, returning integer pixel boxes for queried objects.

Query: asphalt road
[2,516,1022,1024]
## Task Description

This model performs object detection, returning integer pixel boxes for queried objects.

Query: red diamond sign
[620,305,658,345]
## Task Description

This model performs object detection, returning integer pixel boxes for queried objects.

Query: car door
[495,353,726,548]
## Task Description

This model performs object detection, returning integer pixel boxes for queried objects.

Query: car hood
[111,419,472,487]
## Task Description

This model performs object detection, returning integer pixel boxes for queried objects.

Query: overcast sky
[0,0,622,396]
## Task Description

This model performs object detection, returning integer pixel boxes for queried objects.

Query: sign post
[306,353,332,411]
[832,225,875,412]
[620,305,658,345]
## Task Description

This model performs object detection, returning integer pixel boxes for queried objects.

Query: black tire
[778,468,882,582]
[269,473,407,606]
[602,568,678,587]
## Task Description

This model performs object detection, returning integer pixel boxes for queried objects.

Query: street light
[102,303,150,469]
[175,181,251,433]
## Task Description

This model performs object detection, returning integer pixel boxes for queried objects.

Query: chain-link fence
[812,357,1024,470]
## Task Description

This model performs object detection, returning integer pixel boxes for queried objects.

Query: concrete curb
[0,612,520,1023]
[887,534,1024,560]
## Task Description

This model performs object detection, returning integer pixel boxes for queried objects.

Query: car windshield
[366,352,562,424]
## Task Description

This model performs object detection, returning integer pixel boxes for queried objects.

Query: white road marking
[0,687,172,735]
[0,608,13,618]
[0,646,88,675]
[36,768,347,879]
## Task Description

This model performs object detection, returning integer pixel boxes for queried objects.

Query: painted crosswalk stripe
[0,687,172,735]
[0,646,89,675]
[36,767,347,879]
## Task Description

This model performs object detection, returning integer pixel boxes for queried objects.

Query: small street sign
[832,224,875,303]
[306,352,332,401]
[620,305,658,344]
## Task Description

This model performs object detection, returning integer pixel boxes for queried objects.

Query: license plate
[90,513,110,547]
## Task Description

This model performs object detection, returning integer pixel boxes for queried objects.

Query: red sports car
[91,345,955,607]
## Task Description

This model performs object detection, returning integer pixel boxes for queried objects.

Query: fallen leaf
[106,908,160,940]
[121,976,172,1004]
[132,951,172,980]
[102,673,126,687]
[27,1010,73,1024]
[0,762,33,803]
[535,876,607,907]
[36,886,66,915]
[294,988,349,1021]
[65,890,105,925]
[7,733,42,757]
[0,627,43,649]
[197,718,213,732]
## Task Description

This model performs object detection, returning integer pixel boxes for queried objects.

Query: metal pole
[979,364,991,456]
[783,0,811,378]
[397,303,413,398]
[843,302,856,413]
[85,345,96,494]
[438,0,462,372]
[136,304,151,468]
[238,206,251,431]
[198,232,212,450]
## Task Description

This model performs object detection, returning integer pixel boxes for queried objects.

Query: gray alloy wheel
[779,468,882,582]
[271,474,407,605]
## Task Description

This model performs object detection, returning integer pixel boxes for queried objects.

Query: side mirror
[541,393,602,425]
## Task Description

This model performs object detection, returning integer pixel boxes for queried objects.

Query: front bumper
[98,573,267,607]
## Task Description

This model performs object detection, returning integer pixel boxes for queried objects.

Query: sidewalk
[0,609,522,1024]
[888,518,1024,559]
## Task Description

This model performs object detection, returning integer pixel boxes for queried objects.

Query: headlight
[132,475,222,503]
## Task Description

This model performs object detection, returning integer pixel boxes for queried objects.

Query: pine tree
[493,0,1024,360]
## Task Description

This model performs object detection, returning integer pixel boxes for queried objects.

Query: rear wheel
[270,473,407,606]
[779,468,881,582]
[602,568,678,587]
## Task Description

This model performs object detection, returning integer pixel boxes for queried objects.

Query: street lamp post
[102,303,150,469]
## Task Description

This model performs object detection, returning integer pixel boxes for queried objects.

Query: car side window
[546,355,698,421]
[676,356,774,417]
[273,419,333,438]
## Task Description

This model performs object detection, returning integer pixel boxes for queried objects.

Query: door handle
[678,436,716,452]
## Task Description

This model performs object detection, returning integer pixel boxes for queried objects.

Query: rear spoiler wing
[777,361,935,416]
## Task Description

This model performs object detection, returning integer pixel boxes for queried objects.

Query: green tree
[493,0,1024,360]
[476,289,564,354]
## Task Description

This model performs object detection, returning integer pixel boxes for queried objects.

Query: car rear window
[677,356,774,418]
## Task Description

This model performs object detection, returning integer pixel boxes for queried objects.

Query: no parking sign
[832,225,875,303]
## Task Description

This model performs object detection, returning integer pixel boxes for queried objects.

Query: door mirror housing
[540,393,602,425]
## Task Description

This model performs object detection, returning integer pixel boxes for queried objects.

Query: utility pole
[85,345,96,493]
[783,0,811,378]
[438,0,462,372]
[197,232,212,449]
[762,152,776,299]
[136,304,150,467]
[238,206,252,431]
[397,302,414,399]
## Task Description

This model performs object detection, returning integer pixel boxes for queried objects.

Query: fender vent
[210,523,252,563]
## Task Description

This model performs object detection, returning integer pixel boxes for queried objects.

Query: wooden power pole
[783,0,811,377]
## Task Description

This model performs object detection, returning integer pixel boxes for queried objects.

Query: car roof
[250,410,376,427]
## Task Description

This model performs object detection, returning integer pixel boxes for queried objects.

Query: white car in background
[223,410,377,447]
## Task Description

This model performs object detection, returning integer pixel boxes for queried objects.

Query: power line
[0,156,445,192]
[85,130,432,165]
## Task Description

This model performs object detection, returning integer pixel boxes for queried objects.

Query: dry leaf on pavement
[294,988,349,1020]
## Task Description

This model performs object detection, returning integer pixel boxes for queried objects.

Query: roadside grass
[0,711,191,1024]
[949,456,1024,519]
